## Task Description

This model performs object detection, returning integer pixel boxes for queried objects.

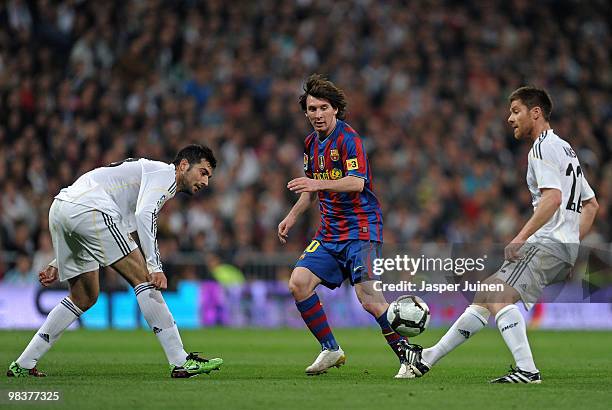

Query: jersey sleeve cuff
[346,173,367,180]
[147,263,163,274]
[537,184,562,190]
[581,193,595,201]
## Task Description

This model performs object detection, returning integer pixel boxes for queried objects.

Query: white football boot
[394,362,416,379]
[305,347,346,375]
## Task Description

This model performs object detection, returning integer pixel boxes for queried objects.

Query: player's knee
[288,278,306,299]
[288,274,314,300]
[111,251,150,287]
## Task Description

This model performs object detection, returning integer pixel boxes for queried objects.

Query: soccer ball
[387,295,430,337]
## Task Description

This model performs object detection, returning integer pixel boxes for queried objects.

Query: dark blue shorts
[295,240,383,289]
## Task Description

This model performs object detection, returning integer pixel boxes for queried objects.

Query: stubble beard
[176,173,193,195]
[516,121,534,141]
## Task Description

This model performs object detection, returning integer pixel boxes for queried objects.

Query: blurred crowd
[1,0,610,285]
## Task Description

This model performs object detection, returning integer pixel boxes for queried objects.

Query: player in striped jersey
[7,145,223,378]
[404,86,599,383]
[278,74,410,378]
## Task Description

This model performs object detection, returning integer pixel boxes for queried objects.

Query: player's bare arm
[287,175,364,193]
[579,196,599,240]
[278,192,316,244]
[505,187,562,260]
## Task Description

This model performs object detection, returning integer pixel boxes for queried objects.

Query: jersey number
[565,163,582,213]
[305,240,320,253]
[105,157,140,167]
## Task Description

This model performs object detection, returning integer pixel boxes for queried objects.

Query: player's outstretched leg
[7,271,97,378]
[7,298,83,378]
[489,304,540,383]
[7,297,83,377]
[406,304,490,377]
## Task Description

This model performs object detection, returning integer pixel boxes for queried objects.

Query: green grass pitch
[1,328,611,409]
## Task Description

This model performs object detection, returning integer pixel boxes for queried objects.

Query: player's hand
[150,272,168,290]
[39,265,59,287]
[504,238,525,261]
[278,215,296,244]
[287,177,320,193]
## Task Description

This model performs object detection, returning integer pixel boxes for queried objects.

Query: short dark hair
[509,86,553,121]
[299,74,347,120]
[172,144,217,168]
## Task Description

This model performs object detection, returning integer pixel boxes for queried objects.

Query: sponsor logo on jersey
[313,169,343,180]
[330,168,343,180]
[346,158,359,170]
[318,155,325,170]
[330,149,339,161]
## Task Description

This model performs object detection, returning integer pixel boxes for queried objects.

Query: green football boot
[170,353,223,378]
[7,361,47,377]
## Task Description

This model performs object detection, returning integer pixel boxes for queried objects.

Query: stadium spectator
[3,251,37,285]
[0,0,610,282]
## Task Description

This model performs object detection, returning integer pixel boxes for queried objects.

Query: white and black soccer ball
[387,295,430,337]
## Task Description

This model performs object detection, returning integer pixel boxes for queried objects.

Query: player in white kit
[7,144,223,378]
[404,86,599,383]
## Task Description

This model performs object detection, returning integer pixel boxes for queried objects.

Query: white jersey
[526,129,595,264]
[55,158,177,273]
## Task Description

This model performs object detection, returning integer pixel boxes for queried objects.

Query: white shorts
[492,244,572,310]
[49,199,138,281]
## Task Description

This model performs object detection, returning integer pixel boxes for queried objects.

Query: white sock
[495,304,538,373]
[422,304,489,366]
[134,282,187,366]
[16,297,83,369]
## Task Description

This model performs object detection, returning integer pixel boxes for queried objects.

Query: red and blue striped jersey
[303,120,383,243]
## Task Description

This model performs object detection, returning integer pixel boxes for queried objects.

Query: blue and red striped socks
[376,310,408,361]
[296,293,339,351]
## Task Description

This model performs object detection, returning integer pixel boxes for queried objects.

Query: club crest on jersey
[346,158,359,171]
[330,149,339,161]
[303,154,308,171]
[330,168,343,180]
[318,155,325,170]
